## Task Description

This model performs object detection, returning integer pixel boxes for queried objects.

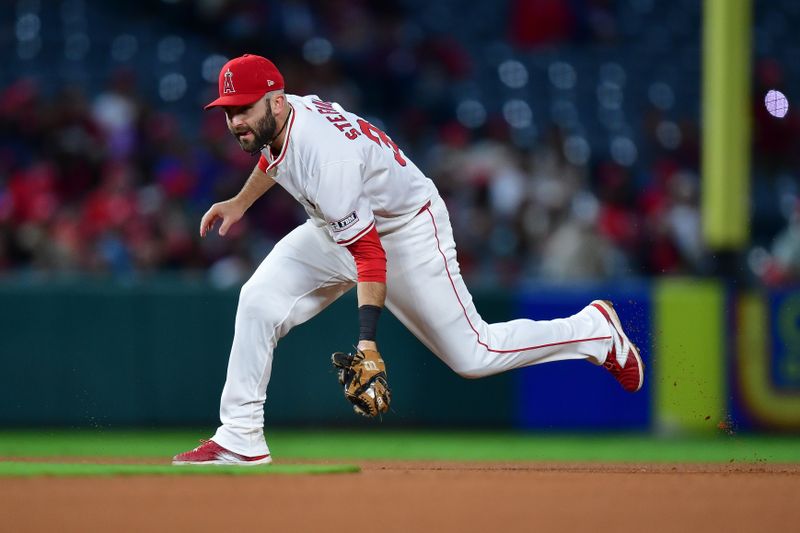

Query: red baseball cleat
[591,300,644,393]
[172,439,272,466]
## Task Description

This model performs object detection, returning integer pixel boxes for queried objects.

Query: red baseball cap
[204,54,285,110]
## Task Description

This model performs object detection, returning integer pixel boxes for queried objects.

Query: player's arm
[200,164,277,237]
[319,163,390,417]
[332,227,391,418]
[346,227,387,351]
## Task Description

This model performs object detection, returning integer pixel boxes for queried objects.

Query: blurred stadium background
[1,0,799,436]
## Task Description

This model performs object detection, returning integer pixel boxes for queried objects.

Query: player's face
[224,95,277,154]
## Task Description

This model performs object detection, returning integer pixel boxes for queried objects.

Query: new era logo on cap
[204,54,285,110]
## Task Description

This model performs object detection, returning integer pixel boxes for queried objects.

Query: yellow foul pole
[702,0,752,249]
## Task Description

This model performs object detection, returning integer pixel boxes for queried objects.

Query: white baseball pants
[212,194,613,456]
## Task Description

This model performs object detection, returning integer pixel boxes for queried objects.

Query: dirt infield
[1,460,799,532]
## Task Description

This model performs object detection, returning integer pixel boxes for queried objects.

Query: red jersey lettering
[357,119,407,167]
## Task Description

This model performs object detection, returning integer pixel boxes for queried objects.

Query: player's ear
[269,93,285,116]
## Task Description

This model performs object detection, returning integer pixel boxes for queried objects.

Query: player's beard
[235,110,276,155]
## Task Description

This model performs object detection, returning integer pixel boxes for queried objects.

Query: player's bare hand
[200,198,246,237]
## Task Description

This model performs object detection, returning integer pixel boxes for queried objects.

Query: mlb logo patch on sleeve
[330,211,359,232]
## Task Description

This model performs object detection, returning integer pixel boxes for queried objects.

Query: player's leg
[210,221,356,456]
[383,195,614,379]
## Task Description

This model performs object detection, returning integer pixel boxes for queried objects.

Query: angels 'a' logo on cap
[223,68,235,94]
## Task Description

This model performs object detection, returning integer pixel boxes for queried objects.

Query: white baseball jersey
[259,94,437,245]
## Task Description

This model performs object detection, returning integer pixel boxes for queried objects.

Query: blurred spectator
[92,69,142,162]
[509,0,575,48]
[755,205,800,286]
[539,193,616,281]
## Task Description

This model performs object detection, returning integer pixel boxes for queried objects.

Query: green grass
[1,429,799,464]
[0,462,358,477]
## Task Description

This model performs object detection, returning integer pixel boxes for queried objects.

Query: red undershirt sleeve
[345,225,387,283]
[257,154,269,172]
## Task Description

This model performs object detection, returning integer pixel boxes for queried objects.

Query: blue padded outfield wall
[514,282,651,430]
[0,278,797,432]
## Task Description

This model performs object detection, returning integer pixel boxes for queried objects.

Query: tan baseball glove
[331,348,391,417]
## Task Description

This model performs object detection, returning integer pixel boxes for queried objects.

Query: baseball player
[173,54,643,465]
